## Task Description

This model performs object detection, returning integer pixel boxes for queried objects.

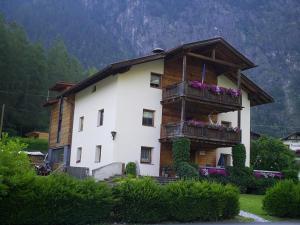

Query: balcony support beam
[187,52,240,69]
[180,54,187,135]
[237,69,241,129]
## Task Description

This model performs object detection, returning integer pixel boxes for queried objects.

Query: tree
[251,136,297,171]
[0,15,84,136]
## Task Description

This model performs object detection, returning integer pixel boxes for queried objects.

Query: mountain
[0,0,299,137]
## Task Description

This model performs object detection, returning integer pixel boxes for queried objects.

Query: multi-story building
[44,38,273,177]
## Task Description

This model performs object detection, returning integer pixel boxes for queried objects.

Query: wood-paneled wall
[49,95,74,149]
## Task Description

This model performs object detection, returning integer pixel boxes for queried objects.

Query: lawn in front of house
[239,194,282,221]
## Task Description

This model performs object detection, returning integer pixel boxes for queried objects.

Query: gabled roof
[49,81,75,92]
[282,132,300,141]
[60,37,272,106]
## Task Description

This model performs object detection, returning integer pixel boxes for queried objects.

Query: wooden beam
[182,54,187,82]
[237,69,241,129]
[187,52,240,68]
[212,48,216,60]
[180,54,187,135]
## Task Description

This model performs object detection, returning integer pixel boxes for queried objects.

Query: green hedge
[0,174,113,225]
[263,180,300,218]
[165,180,239,221]
[112,177,167,223]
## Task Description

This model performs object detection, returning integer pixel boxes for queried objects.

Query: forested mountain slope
[0,0,299,137]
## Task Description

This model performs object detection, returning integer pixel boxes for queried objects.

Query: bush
[125,162,137,176]
[172,138,198,178]
[177,162,198,179]
[232,144,246,168]
[227,166,254,193]
[0,174,113,225]
[263,180,300,218]
[112,177,167,223]
[282,169,299,181]
[248,178,277,195]
[19,137,48,153]
[165,180,239,221]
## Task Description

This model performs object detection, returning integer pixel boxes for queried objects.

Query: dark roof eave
[61,53,165,97]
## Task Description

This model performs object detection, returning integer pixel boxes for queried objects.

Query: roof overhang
[60,38,264,99]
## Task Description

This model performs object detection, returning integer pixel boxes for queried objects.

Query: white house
[44,38,273,179]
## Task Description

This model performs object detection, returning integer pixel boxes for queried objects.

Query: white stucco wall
[70,60,163,176]
[70,75,118,173]
[113,60,163,176]
[217,75,251,167]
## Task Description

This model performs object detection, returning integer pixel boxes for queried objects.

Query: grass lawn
[239,194,282,221]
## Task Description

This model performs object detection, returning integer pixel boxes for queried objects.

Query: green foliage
[282,169,299,181]
[232,144,246,168]
[125,162,137,176]
[251,136,297,171]
[0,134,34,200]
[227,166,254,193]
[0,174,113,225]
[0,16,84,136]
[112,177,167,223]
[18,137,48,153]
[165,180,240,221]
[172,138,198,178]
[263,180,300,218]
[176,162,199,179]
[248,178,277,195]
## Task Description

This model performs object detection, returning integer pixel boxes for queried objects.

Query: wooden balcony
[161,122,241,147]
[162,82,242,113]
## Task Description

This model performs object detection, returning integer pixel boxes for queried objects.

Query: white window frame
[97,109,104,126]
[150,72,162,88]
[79,116,84,131]
[76,147,82,163]
[95,145,101,163]
[140,146,152,164]
[142,109,155,127]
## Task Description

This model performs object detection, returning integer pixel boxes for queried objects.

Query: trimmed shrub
[112,177,167,223]
[232,144,246,168]
[177,162,198,179]
[165,180,239,221]
[125,162,136,176]
[0,174,113,225]
[172,138,198,178]
[263,180,300,218]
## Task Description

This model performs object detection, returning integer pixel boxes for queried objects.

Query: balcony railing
[161,122,241,145]
[162,82,242,109]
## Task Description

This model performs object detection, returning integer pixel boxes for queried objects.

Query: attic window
[92,85,97,93]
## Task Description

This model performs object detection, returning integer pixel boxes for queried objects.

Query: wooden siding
[49,95,74,148]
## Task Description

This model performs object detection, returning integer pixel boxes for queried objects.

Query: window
[150,73,162,88]
[221,121,232,128]
[95,145,101,163]
[140,146,152,164]
[76,147,82,163]
[79,116,84,131]
[142,109,154,126]
[98,109,104,126]
[92,85,97,93]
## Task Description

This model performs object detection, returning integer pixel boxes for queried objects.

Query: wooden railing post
[237,69,241,129]
[180,55,187,135]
